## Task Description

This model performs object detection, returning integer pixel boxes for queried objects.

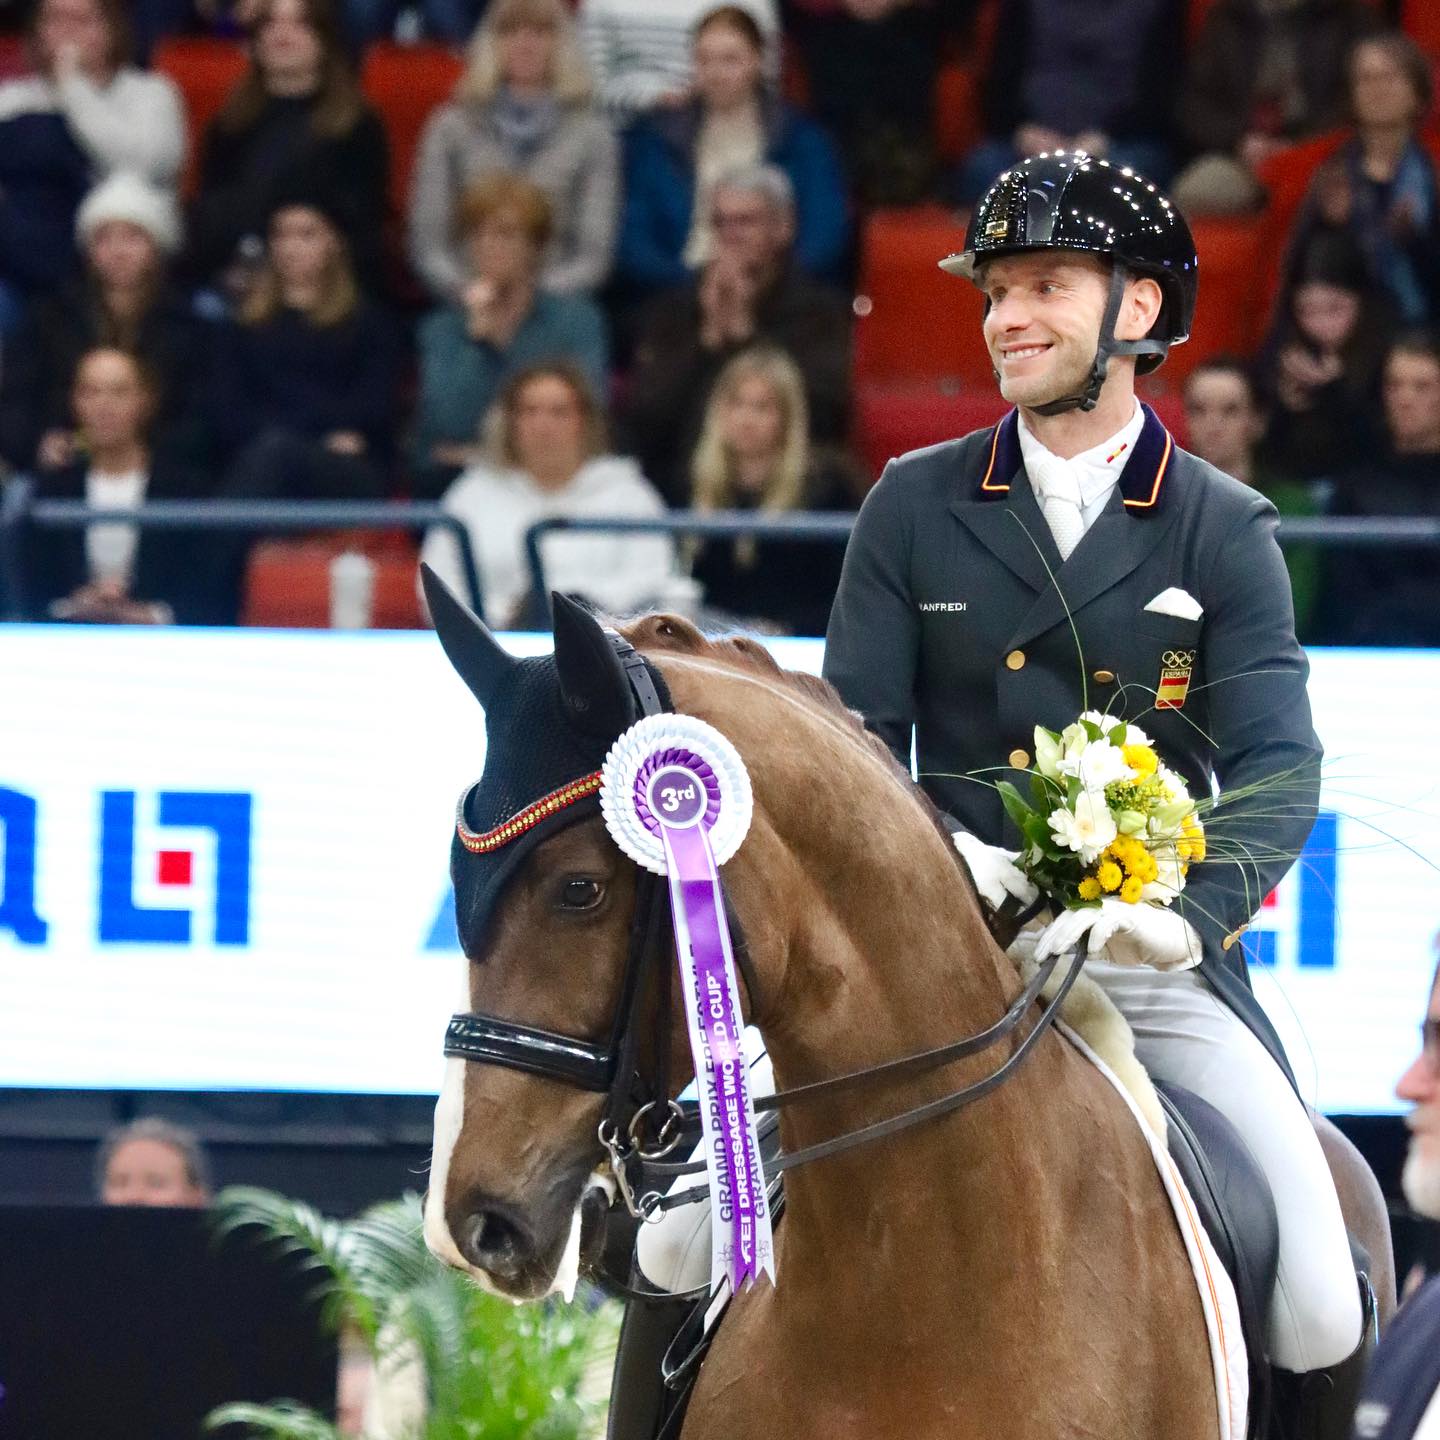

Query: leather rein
[442,633,1080,1238]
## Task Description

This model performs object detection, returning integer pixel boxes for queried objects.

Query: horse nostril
[459,1201,533,1279]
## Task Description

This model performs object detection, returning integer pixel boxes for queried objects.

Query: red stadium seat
[1158,216,1270,384]
[934,63,982,164]
[241,533,424,629]
[151,37,248,200]
[1404,0,1440,57]
[853,382,1008,480]
[360,42,465,220]
[854,205,990,388]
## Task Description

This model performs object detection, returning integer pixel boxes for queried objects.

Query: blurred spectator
[1173,0,1379,216]
[420,361,675,626]
[203,184,400,618]
[616,5,848,297]
[97,1116,212,1206]
[0,172,208,476]
[578,0,779,124]
[1259,228,1390,481]
[784,0,963,207]
[207,184,399,496]
[1351,955,1440,1433]
[343,0,485,46]
[191,0,389,298]
[1322,332,1440,646]
[410,174,607,499]
[1182,356,1320,637]
[623,162,851,503]
[685,345,860,635]
[0,0,187,190]
[951,0,1183,205]
[23,348,225,625]
[408,0,618,302]
[1288,33,1440,329]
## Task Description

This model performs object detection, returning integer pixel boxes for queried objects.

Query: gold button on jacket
[1005,649,1026,670]
[1008,747,1030,769]
[1093,668,1116,684]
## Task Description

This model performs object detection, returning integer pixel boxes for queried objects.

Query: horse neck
[745,738,1076,1311]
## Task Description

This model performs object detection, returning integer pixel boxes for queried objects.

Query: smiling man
[823,151,1368,1436]
[1350,961,1440,1440]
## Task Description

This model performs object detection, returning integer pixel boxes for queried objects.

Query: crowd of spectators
[0,0,1437,642]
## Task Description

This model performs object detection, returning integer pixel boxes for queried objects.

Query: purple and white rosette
[600,713,774,1293]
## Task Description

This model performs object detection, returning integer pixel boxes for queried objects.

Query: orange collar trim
[1121,429,1171,509]
[457,771,603,854]
[975,406,1173,511]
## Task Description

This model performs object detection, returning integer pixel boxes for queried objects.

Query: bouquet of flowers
[998,711,1206,910]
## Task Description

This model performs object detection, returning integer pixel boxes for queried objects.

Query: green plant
[206,1187,619,1440]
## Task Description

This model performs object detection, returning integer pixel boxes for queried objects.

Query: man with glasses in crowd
[1350,958,1440,1439]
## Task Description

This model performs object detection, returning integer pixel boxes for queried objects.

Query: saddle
[1156,1080,1279,1439]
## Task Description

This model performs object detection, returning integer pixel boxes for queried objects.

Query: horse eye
[559,877,604,911]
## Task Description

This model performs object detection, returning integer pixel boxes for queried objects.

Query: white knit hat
[76,172,184,256]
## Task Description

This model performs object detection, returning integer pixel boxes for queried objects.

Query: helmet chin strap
[1027,264,1170,417]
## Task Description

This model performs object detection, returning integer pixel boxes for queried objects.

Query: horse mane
[621,614,977,887]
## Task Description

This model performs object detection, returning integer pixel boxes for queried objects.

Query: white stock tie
[1031,459,1086,561]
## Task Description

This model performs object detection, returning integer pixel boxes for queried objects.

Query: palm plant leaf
[207,1188,620,1439]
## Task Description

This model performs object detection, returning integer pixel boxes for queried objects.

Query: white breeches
[1086,959,1362,1371]
[637,970,1361,1372]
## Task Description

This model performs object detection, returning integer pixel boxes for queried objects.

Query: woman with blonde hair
[409,0,618,302]
[687,344,862,636]
[421,361,674,628]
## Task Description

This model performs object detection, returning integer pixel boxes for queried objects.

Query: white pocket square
[1144,587,1203,621]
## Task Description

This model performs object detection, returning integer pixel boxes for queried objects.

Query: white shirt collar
[1019,402,1146,511]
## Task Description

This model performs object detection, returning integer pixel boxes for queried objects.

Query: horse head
[420,569,999,1301]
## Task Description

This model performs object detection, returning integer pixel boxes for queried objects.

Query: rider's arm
[1178,494,1324,958]
[822,461,919,767]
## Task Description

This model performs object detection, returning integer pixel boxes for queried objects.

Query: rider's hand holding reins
[951,829,1039,911]
[1034,899,1202,971]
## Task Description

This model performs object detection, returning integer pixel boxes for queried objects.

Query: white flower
[1048,788,1118,864]
[1033,726,1063,780]
[1141,850,1186,905]
[1079,709,1152,749]
[1120,719,1153,748]
[1075,739,1135,790]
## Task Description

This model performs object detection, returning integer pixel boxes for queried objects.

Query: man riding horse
[822,151,1370,1435]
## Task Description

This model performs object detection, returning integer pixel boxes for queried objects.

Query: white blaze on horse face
[424,969,471,1272]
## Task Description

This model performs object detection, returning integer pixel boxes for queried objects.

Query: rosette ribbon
[601,713,775,1293]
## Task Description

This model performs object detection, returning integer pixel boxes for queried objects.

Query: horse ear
[552,592,636,738]
[421,562,516,708]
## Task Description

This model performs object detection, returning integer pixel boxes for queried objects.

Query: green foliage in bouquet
[206,1187,619,1440]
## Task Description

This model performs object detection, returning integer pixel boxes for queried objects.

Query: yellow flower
[1123,743,1158,778]
[1132,851,1159,883]
[1097,860,1123,892]
[1077,876,1102,901]
[1120,875,1144,904]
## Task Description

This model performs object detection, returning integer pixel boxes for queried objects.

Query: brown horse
[422,599,1391,1440]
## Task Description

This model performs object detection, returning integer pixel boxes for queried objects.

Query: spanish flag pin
[1156,649,1195,710]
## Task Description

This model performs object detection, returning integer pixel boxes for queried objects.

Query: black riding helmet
[940,151,1199,415]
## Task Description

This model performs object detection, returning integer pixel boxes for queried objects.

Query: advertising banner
[0,628,1433,1112]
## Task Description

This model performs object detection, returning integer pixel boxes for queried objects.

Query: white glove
[951,829,1038,910]
[1033,898,1202,971]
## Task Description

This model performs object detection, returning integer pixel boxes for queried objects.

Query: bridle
[443,631,1081,1239]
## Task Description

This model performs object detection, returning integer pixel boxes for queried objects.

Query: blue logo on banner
[1243,810,1338,970]
[98,791,253,945]
[0,787,48,945]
